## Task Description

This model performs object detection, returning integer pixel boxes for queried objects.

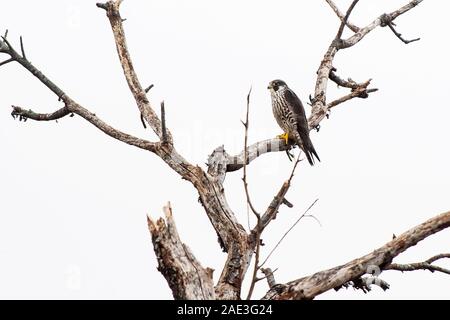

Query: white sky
[0,0,449,299]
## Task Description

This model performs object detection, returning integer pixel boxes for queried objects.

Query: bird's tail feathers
[299,134,320,166]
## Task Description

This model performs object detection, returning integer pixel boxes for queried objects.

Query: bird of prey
[268,79,320,166]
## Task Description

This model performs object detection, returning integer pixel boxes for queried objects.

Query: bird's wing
[283,87,320,165]
[283,88,309,133]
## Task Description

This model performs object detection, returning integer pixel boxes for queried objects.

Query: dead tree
[1,0,448,300]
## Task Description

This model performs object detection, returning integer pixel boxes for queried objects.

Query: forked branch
[380,14,421,44]
[1,31,157,152]
[325,0,360,32]
[385,254,450,275]
[263,211,450,299]
[309,0,423,129]
[148,203,215,299]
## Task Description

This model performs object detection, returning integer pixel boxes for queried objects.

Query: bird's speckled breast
[271,90,296,134]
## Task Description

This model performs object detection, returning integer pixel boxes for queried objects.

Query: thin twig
[0,58,13,67]
[282,198,293,208]
[19,36,26,59]
[140,85,154,128]
[325,0,360,32]
[288,154,302,183]
[263,210,449,300]
[11,105,70,121]
[385,253,450,275]
[335,0,359,40]
[246,203,251,232]
[140,114,147,129]
[1,35,13,53]
[328,87,378,109]
[259,198,319,269]
[246,229,261,300]
[97,1,170,141]
[161,101,168,144]
[387,23,420,44]
[1,30,157,152]
[242,86,259,218]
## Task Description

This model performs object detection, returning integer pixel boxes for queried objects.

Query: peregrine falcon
[268,79,320,166]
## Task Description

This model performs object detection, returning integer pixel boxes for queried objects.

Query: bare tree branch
[160,101,168,144]
[2,1,250,299]
[262,210,450,300]
[327,80,378,110]
[0,58,13,67]
[19,35,26,59]
[1,30,159,152]
[325,0,360,32]
[329,69,365,90]
[148,203,215,299]
[381,14,421,44]
[246,229,261,300]
[11,105,70,122]
[241,87,263,300]
[340,0,423,49]
[337,276,390,293]
[96,0,169,143]
[385,254,450,275]
[10,102,157,151]
[144,84,154,93]
[242,87,260,219]
[309,0,423,130]
[5,40,151,172]
[1,35,66,99]
[96,10,251,296]
[335,0,360,40]
[425,253,450,264]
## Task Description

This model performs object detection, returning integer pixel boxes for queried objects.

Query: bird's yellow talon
[277,132,289,144]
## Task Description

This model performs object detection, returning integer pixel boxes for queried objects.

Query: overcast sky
[0,0,449,299]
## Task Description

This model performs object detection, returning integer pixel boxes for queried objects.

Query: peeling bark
[262,211,450,300]
[148,203,215,300]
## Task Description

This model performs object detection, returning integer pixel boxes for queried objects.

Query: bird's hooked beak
[267,83,273,90]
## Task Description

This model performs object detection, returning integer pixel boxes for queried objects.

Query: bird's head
[267,79,287,93]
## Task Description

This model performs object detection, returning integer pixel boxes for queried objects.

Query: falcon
[268,79,320,166]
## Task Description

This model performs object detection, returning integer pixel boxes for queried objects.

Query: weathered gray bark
[148,203,215,300]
